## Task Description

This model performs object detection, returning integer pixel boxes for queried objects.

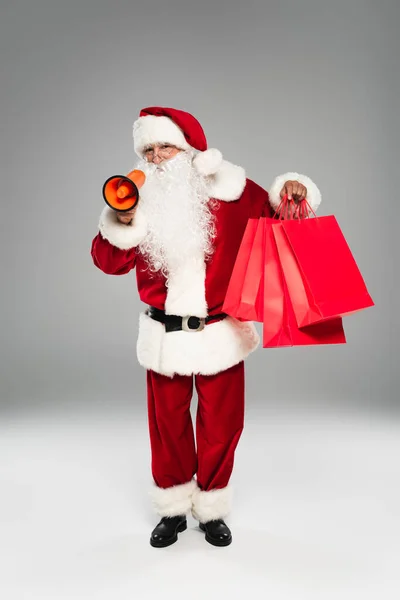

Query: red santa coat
[91,159,321,377]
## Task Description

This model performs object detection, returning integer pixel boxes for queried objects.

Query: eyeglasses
[143,144,177,159]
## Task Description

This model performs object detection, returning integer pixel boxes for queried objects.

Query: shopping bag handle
[272,194,317,220]
[272,194,289,219]
[272,194,299,219]
[294,197,317,220]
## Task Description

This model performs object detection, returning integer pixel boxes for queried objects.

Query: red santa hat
[133,106,223,176]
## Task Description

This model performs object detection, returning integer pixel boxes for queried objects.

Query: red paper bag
[263,218,347,348]
[222,218,259,320]
[262,219,292,346]
[237,216,266,321]
[273,207,374,328]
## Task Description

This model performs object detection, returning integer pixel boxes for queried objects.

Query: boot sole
[150,520,187,548]
[199,522,232,547]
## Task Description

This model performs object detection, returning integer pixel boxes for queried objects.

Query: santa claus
[91,106,321,547]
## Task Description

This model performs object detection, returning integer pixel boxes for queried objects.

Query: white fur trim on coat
[193,148,223,176]
[136,240,258,376]
[191,483,233,522]
[207,159,247,202]
[149,479,197,517]
[98,205,148,250]
[136,311,260,377]
[133,115,191,157]
[164,256,208,317]
[268,172,322,213]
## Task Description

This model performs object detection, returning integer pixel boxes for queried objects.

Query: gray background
[1,1,399,598]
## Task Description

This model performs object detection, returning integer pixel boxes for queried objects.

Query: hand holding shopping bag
[272,196,374,328]
[262,216,346,347]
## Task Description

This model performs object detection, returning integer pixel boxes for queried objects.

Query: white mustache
[137,149,194,177]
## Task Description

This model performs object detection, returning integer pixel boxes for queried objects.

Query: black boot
[150,515,187,548]
[199,519,232,546]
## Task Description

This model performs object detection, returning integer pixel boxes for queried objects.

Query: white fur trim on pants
[268,172,322,213]
[149,479,197,517]
[191,483,233,522]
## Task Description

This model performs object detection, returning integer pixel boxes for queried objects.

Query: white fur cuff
[98,205,147,250]
[191,483,233,522]
[149,479,197,517]
[193,148,223,176]
[268,172,322,213]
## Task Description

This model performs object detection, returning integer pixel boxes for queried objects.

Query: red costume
[91,106,322,525]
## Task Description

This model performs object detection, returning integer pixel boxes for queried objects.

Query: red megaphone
[102,169,146,212]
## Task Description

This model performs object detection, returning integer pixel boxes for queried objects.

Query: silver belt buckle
[182,315,205,332]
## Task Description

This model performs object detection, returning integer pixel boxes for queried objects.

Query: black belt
[145,306,228,333]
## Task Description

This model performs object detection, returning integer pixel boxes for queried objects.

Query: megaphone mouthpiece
[116,184,130,199]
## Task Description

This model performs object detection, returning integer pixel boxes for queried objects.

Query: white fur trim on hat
[193,148,223,176]
[133,115,191,157]
[268,172,322,213]
[98,205,148,250]
[191,483,233,522]
[149,479,197,517]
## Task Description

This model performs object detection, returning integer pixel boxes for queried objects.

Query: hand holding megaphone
[116,207,137,225]
[102,170,146,219]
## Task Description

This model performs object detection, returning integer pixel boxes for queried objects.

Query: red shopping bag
[237,216,266,321]
[263,218,291,346]
[272,199,374,328]
[222,219,263,321]
[263,218,347,348]
[222,218,259,320]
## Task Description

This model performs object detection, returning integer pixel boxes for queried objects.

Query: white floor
[1,398,399,600]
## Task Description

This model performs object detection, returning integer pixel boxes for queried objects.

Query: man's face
[143,143,182,165]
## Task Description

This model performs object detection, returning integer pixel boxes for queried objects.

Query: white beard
[134,150,217,280]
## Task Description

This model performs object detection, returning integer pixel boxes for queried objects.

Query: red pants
[146,361,245,493]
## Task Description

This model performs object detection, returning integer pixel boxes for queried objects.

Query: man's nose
[153,154,162,164]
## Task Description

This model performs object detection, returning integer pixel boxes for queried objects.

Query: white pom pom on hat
[192,148,223,176]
